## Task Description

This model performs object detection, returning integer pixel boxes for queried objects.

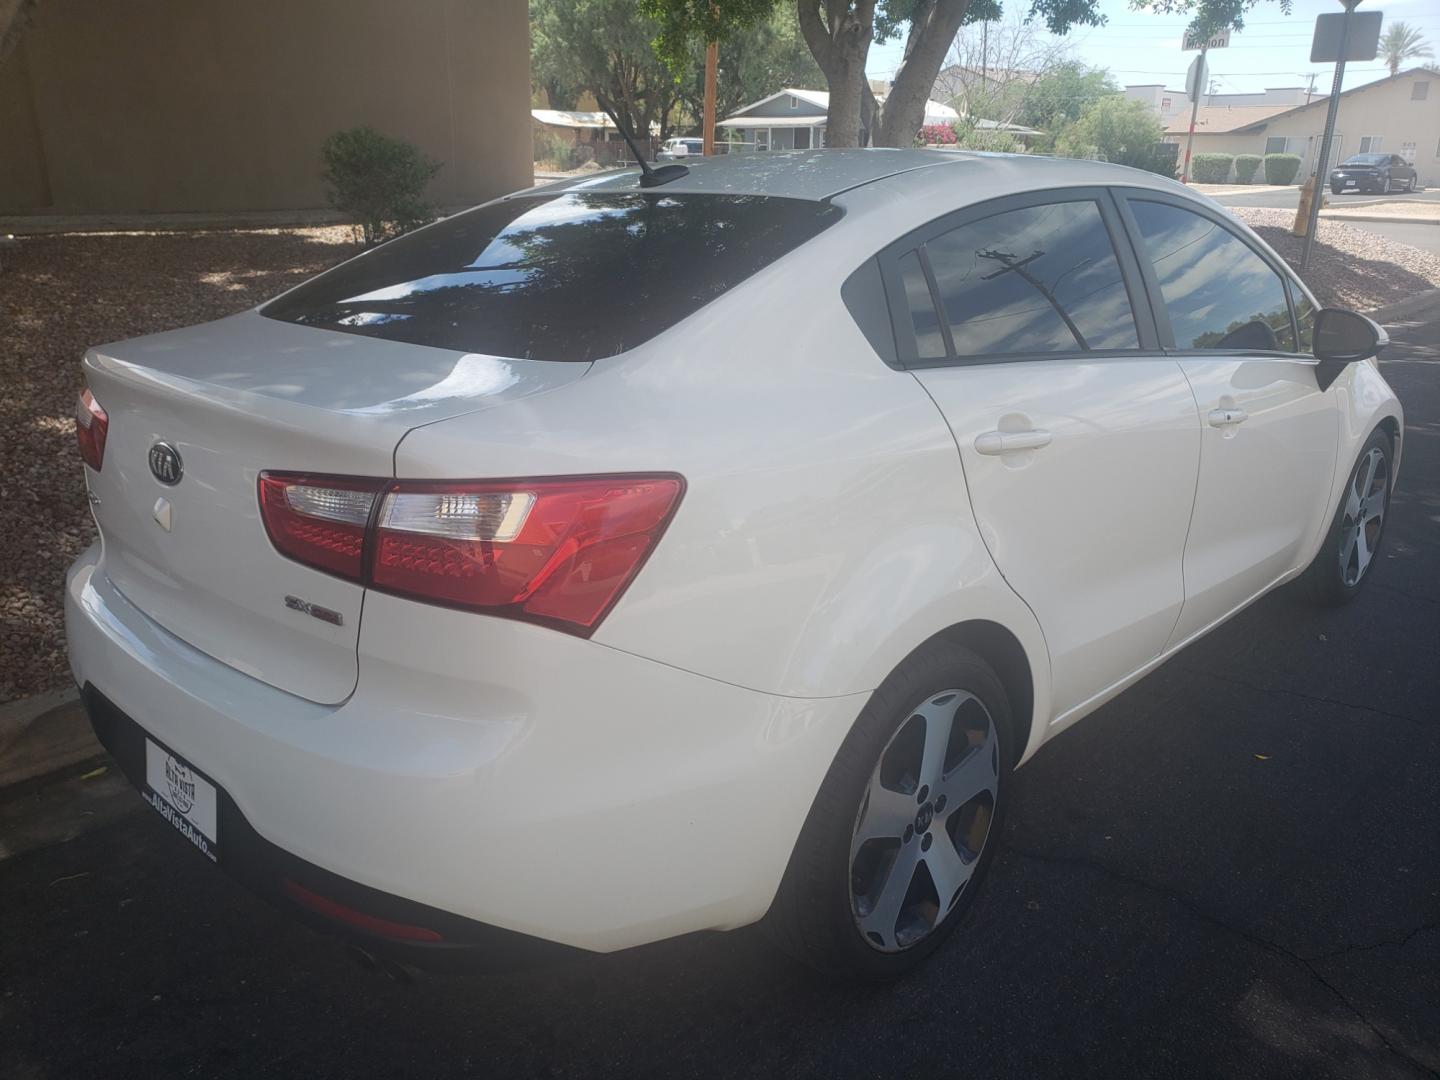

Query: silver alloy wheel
[1339,446,1388,586]
[849,689,1000,953]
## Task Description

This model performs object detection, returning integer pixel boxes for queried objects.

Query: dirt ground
[1,213,1437,703]
[0,227,360,702]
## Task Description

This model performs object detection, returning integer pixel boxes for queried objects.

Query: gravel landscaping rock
[0,228,359,703]
[1229,207,1440,310]
[1,211,1436,704]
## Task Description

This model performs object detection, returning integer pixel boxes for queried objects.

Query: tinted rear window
[262,193,842,362]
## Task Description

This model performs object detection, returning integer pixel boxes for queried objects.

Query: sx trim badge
[285,595,344,627]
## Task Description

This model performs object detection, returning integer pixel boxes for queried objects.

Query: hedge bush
[320,126,442,247]
[1234,154,1263,183]
[1190,153,1233,183]
[1264,153,1302,185]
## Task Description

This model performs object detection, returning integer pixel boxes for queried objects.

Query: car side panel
[392,226,1056,763]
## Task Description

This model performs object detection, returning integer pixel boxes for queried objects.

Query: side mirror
[1313,307,1387,363]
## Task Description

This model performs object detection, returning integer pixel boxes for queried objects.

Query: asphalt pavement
[2,313,1438,1079]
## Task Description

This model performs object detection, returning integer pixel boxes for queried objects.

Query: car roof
[521,149,1194,203]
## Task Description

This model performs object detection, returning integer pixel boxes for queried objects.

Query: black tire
[765,639,1013,980]
[1298,428,1394,606]
[1331,184,1344,195]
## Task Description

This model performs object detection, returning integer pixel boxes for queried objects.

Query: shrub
[534,127,590,170]
[1055,97,1169,176]
[1234,154,1263,183]
[919,123,957,146]
[1190,153,1233,183]
[320,126,442,247]
[1264,153,1302,185]
[950,120,1022,153]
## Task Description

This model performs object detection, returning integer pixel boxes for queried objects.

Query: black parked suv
[1330,153,1419,194]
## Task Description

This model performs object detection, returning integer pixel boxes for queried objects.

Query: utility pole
[1304,71,1318,103]
[981,19,988,83]
[702,39,718,155]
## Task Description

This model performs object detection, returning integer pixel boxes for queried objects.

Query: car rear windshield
[262,192,843,362]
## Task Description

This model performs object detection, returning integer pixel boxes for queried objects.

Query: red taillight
[76,388,108,472]
[258,473,384,582]
[372,475,684,633]
[258,472,683,634]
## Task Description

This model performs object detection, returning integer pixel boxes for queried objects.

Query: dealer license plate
[143,739,219,862]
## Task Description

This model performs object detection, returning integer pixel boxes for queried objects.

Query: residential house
[1128,84,1312,129]
[1159,68,1440,186]
[717,88,962,151]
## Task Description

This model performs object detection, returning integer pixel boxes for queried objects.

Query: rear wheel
[1299,429,1393,605]
[766,640,1012,979]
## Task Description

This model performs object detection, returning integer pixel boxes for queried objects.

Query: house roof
[531,109,616,131]
[1162,104,1296,136]
[1225,67,1440,132]
[725,88,960,125]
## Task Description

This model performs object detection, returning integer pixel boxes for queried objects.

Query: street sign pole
[1301,0,1361,271]
[1181,47,1207,183]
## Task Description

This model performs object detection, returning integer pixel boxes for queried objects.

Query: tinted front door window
[1130,200,1296,352]
[919,201,1139,358]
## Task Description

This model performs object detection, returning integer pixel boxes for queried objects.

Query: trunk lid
[83,311,588,704]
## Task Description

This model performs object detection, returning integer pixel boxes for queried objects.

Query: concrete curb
[1367,289,1440,324]
[0,688,101,792]
[1321,212,1440,226]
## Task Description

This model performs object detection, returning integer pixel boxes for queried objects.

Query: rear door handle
[1207,407,1249,428]
[974,428,1053,455]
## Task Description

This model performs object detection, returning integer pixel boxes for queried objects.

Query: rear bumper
[64,543,865,953]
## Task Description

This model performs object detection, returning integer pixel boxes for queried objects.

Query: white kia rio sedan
[66,150,1402,978]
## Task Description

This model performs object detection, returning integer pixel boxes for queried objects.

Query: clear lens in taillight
[258,472,384,581]
[76,388,108,472]
[371,475,683,634]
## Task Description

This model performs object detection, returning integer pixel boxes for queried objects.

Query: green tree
[1015,61,1115,146]
[676,6,825,131]
[1054,95,1166,173]
[1380,21,1433,77]
[645,0,1275,150]
[530,0,683,139]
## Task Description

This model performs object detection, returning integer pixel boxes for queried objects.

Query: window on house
[754,128,770,152]
[1130,200,1296,352]
[1413,81,1430,100]
[1162,97,1172,110]
[916,200,1140,358]
[1401,141,1417,164]
[1264,136,1289,155]
[789,95,799,109]
[1358,135,1382,153]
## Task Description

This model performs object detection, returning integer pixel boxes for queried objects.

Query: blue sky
[866,0,1440,94]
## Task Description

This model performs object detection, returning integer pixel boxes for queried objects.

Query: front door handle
[1207,407,1249,428]
[974,428,1053,455]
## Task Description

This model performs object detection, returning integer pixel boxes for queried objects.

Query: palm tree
[1381,22,1433,77]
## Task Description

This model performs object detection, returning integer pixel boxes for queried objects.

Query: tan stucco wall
[1168,71,1440,185]
[0,0,532,213]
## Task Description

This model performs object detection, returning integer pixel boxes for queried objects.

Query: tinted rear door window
[1129,200,1296,352]
[263,193,842,362]
[921,200,1140,357]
